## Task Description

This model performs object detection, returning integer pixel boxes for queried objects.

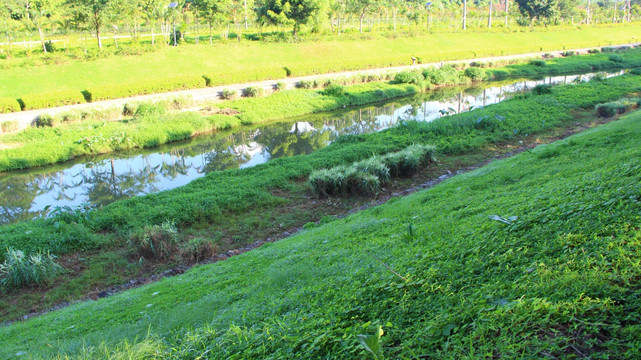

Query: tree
[139,0,163,44]
[6,0,60,53]
[346,0,377,33]
[193,0,228,44]
[65,0,122,49]
[257,0,320,35]
[514,0,558,24]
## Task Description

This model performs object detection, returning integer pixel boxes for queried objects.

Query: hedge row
[0,98,21,113]
[18,90,86,111]
[86,76,207,102]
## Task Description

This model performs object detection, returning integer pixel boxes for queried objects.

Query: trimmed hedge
[0,98,21,113]
[18,91,86,111]
[86,76,207,102]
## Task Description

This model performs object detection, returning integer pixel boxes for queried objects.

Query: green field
[1,25,640,102]
[2,94,640,358]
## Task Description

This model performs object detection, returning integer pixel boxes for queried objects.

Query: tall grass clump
[309,144,435,197]
[0,248,64,290]
[128,221,179,260]
[463,67,486,82]
[220,89,237,100]
[422,65,461,86]
[382,144,436,177]
[595,101,637,118]
[0,120,19,133]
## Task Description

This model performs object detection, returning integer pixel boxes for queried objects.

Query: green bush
[596,102,628,118]
[295,80,314,89]
[528,59,546,67]
[463,67,486,82]
[43,40,55,53]
[19,90,86,110]
[128,221,178,260]
[220,89,237,100]
[630,68,641,75]
[321,84,346,97]
[423,65,460,86]
[354,157,391,184]
[242,86,263,98]
[588,48,601,54]
[609,54,624,63]
[393,71,424,86]
[35,114,56,127]
[274,82,287,91]
[0,98,21,113]
[561,51,575,57]
[87,76,207,102]
[532,84,552,95]
[0,248,64,290]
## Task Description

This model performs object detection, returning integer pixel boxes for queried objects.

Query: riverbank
[2,48,641,173]
[2,95,641,359]
[0,72,639,323]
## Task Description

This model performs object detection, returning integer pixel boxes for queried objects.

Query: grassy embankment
[2,48,641,173]
[0,71,640,322]
[2,89,641,359]
[0,25,640,111]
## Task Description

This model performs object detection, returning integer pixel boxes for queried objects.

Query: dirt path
[1,43,638,131]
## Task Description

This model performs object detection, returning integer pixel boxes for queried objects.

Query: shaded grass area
[0,26,639,103]
[1,74,639,263]
[0,82,418,172]
[2,102,641,359]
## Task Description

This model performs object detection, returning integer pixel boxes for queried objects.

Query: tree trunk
[393,7,397,31]
[151,24,155,45]
[209,24,213,44]
[38,27,46,53]
[337,15,341,35]
[96,27,102,49]
[360,10,366,33]
[587,0,591,24]
[488,0,492,28]
[505,0,509,27]
[463,0,467,30]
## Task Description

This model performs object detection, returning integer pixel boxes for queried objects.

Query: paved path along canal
[1,43,638,130]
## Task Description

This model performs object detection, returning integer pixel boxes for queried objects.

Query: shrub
[128,221,178,260]
[133,103,167,119]
[423,65,460,86]
[123,103,139,117]
[178,237,218,263]
[0,98,21,113]
[532,84,552,95]
[561,51,575,57]
[463,67,485,82]
[35,114,56,127]
[0,120,19,133]
[609,54,624,63]
[295,80,314,89]
[321,84,346,97]
[0,248,64,290]
[283,66,292,77]
[43,40,55,53]
[596,102,627,118]
[588,48,601,54]
[393,71,423,86]
[630,68,641,75]
[19,90,86,110]
[529,59,546,67]
[274,82,287,91]
[220,89,237,100]
[242,86,263,98]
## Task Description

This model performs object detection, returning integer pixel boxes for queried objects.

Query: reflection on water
[0,72,623,224]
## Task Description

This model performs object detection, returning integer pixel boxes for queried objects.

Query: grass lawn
[1,103,640,359]
[0,25,640,100]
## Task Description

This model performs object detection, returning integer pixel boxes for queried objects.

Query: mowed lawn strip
[0,25,640,99]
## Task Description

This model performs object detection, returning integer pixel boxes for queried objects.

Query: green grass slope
[2,112,641,358]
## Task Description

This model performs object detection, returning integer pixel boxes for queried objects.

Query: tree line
[1,0,639,51]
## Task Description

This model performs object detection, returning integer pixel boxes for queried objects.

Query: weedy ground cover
[2,100,641,359]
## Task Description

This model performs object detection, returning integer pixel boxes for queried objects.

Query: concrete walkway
[1,43,638,132]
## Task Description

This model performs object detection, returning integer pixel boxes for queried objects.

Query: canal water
[0,72,622,224]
